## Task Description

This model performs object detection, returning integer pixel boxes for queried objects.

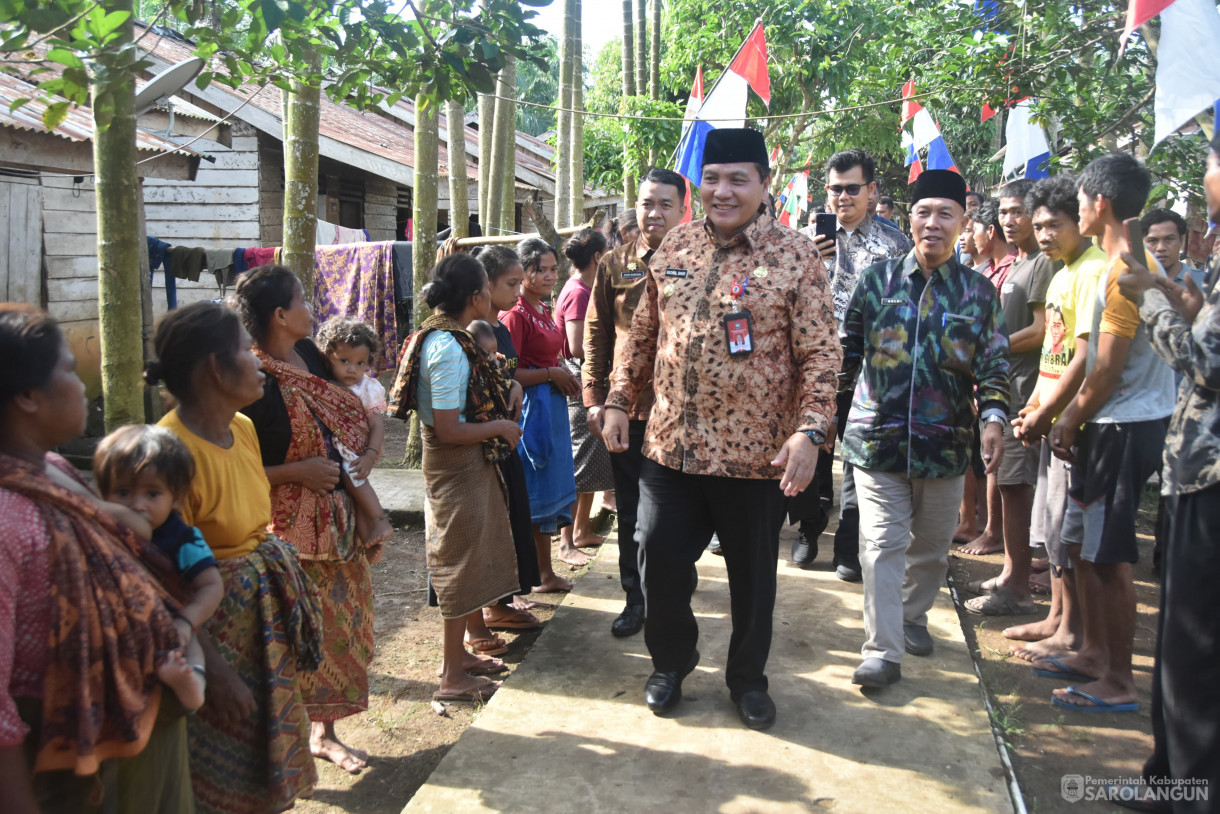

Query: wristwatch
[802,429,827,446]
[983,412,1008,427]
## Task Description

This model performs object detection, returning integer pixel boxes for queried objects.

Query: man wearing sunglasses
[792,150,913,581]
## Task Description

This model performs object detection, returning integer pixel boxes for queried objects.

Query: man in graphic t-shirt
[1009,174,1106,656]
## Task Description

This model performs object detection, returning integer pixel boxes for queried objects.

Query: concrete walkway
[368,468,425,525]
[396,489,1013,813]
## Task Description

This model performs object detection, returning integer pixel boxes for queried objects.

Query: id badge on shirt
[724,310,754,356]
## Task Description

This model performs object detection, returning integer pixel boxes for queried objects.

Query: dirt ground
[295,524,592,814]
[947,486,1161,813]
[306,407,1159,812]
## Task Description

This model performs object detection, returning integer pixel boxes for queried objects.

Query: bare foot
[1010,635,1079,663]
[509,595,537,611]
[557,540,591,567]
[958,531,1004,556]
[310,726,368,774]
[366,514,393,547]
[534,574,573,593]
[158,650,205,712]
[573,531,606,549]
[1002,617,1061,642]
[1029,572,1051,595]
[1031,557,1050,573]
[952,522,980,543]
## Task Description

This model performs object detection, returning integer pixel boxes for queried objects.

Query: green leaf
[8,97,31,114]
[44,47,84,70]
[97,10,130,38]
[261,0,290,33]
[43,101,69,131]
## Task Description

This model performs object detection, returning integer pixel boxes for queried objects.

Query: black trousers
[785,389,860,570]
[1142,483,1220,812]
[637,459,786,697]
[610,419,648,606]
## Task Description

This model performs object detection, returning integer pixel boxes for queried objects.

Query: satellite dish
[134,57,205,116]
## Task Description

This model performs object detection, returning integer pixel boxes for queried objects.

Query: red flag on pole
[901,79,923,125]
[1120,0,1176,52]
[730,23,771,106]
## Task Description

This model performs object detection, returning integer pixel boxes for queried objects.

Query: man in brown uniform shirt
[582,168,689,639]
[602,129,840,730]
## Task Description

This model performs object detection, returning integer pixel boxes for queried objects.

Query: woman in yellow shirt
[150,302,322,814]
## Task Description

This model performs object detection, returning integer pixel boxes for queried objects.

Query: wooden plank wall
[144,121,262,309]
[365,176,397,241]
[0,175,43,305]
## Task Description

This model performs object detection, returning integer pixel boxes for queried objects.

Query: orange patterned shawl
[256,350,370,560]
[0,453,181,776]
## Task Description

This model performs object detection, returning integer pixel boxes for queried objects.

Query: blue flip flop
[1052,686,1139,713]
[1032,657,1098,683]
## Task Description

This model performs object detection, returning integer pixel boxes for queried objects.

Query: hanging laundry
[147,236,176,309]
[314,242,398,370]
[205,249,236,289]
[167,246,206,282]
[232,247,248,277]
[334,225,369,244]
[243,247,276,268]
[273,247,283,265]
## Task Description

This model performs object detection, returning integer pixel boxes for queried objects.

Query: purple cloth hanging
[313,242,399,370]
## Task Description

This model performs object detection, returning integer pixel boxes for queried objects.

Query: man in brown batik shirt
[602,128,840,731]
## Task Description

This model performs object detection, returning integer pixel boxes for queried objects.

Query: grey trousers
[855,467,965,663]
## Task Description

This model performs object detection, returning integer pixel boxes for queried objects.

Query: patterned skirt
[188,536,323,814]
[290,488,374,723]
[564,358,615,494]
[422,425,520,619]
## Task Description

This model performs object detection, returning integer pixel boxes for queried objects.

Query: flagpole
[666,18,765,168]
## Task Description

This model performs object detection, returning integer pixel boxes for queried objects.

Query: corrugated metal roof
[0,72,203,158]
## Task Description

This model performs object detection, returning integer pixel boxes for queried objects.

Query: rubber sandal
[1051,686,1139,713]
[964,577,999,595]
[433,681,501,703]
[464,635,508,656]
[1032,656,1098,683]
[484,610,542,630]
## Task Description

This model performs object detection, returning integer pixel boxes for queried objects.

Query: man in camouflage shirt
[841,170,1010,689]
[791,149,913,580]
[1115,136,1220,804]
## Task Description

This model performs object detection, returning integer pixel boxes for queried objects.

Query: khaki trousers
[855,467,965,663]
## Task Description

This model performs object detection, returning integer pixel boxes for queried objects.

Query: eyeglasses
[826,184,865,197]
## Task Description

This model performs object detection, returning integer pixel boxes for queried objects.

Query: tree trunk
[635,0,647,96]
[488,58,517,236]
[282,46,322,300]
[445,99,469,239]
[621,0,637,207]
[555,0,574,229]
[568,0,585,225]
[649,0,661,99]
[93,0,143,430]
[648,0,661,165]
[621,0,634,100]
[405,95,439,469]
[478,92,494,228]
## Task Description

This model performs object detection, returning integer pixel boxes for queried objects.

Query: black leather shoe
[735,690,777,730]
[790,531,817,567]
[852,658,902,687]
[835,564,862,582]
[644,650,700,716]
[903,624,934,656]
[611,604,645,638]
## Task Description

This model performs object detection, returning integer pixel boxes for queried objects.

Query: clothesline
[477,86,1000,123]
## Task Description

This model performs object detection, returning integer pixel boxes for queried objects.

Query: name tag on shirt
[620,270,645,280]
[665,268,690,278]
[882,297,908,305]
